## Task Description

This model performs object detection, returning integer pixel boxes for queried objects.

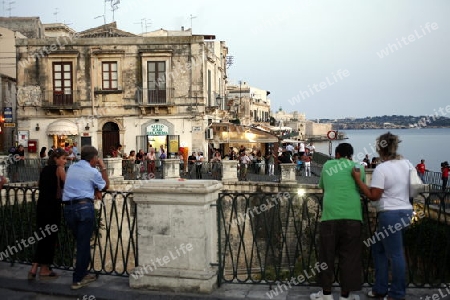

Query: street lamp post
[238,80,242,118]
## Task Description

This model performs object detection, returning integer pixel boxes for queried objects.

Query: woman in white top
[146,148,156,175]
[352,132,412,300]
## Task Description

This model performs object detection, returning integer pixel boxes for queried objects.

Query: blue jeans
[372,209,412,300]
[63,201,95,283]
[418,172,425,183]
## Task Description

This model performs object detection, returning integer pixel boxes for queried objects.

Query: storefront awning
[282,139,305,144]
[47,120,79,136]
[210,123,278,143]
[269,126,293,131]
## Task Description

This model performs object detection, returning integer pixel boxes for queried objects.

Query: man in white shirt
[195,152,204,179]
[299,142,306,156]
[308,142,316,154]
[239,152,251,181]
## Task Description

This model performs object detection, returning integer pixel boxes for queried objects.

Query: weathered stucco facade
[226,82,271,126]
[15,21,228,157]
[0,25,21,153]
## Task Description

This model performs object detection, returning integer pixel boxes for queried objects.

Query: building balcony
[136,88,174,106]
[41,90,81,109]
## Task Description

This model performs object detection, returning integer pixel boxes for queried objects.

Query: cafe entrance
[145,122,179,158]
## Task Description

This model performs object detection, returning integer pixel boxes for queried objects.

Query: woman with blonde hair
[352,132,412,300]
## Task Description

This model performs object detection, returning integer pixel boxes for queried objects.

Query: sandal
[367,290,387,299]
[27,271,36,280]
[39,271,59,279]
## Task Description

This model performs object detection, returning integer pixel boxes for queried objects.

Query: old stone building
[0,24,23,152]
[226,82,271,126]
[14,19,228,158]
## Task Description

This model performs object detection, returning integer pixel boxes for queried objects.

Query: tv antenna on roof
[6,1,14,17]
[134,18,151,34]
[95,15,106,25]
[53,8,59,22]
[103,0,120,22]
[189,14,196,31]
[110,0,120,21]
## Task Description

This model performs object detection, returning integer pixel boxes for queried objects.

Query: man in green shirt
[310,143,365,300]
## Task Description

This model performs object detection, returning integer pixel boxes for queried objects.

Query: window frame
[52,62,73,105]
[102,61,119,90]
[147,61,167,104]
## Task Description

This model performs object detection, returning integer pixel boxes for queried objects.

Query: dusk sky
[5,0,450,119]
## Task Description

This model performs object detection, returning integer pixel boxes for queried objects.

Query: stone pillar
[130,179,222,293]
[0,155,10,178]
[103,157,123,180]
[365,168,373,186]
[162,159,180,179]
[280,163,296,183]
[259,160,266,174]
[221,159,238,181]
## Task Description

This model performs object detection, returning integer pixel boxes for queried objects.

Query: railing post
[221,160,238,181]
[162,159,180,179]
[365,168,373,186]
[103,158,124,180]
[0,155,9,179]
[280,163,296,183]
[130,179,222,293]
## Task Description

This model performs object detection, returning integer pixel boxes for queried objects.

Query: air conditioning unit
[205,128,213,139]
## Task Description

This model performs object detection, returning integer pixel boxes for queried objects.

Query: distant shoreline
[318,115,450,130]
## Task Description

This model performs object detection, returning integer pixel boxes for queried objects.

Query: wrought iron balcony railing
[42,90,81,108]
[136,88,174,105]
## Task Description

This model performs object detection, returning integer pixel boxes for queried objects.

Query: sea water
[312,128,450,172]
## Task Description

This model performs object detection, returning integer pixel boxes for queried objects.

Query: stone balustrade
[103,157,123,180]
[130,179,222,293]
[280,163,296,183]
[221,159,238,181]
[161,158,180,179]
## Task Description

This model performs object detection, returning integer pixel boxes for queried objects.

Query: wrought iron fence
[424,170,450,192]
[3,156,322,185]
[0,186,138,276]
[118,157,322,183]
[1,157,79,183]
[217,191,450,287]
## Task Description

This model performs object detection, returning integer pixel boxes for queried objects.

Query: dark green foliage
[404,217,450,286]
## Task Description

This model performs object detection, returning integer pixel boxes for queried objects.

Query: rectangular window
[102,62,118,90]
[147,61,166,104]
[52,62,73,105]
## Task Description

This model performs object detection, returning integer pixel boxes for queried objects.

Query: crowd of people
[5,139,449,191]
[119,144,170,179]
[223,142,316,181]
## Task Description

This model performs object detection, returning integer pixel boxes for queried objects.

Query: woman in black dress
[28,148,67,279]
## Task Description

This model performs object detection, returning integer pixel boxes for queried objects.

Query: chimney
[181,26,184,31]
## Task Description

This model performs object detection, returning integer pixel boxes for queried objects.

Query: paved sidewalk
[0,263,443,299]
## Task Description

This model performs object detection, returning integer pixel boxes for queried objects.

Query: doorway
[102,122,120,157]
